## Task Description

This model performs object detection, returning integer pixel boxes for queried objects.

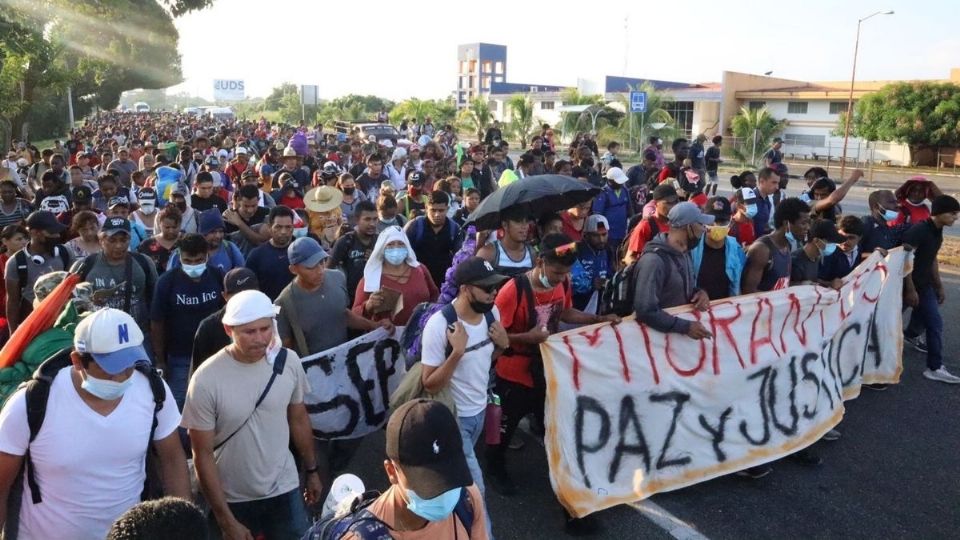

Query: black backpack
[399,302,496,370]
[2,349,165,539]
[302,487,474,540]
[14,247,71,291]
[75,252,157,314]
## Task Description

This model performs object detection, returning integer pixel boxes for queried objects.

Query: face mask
[744,204,758,218]
[707,225,729,243]
[292,228,308,239]
[81,372,133,400]
[785,231,798,250]
[384,246,408,265]
[821,242,838,257]
[139,201,156,215]
[342,187,356,196]
[182,261,206,278]
[882,209,899,221]
[405,487,461,522]
[538,268,553,289]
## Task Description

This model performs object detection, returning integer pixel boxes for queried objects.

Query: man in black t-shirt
[190,172,227,213]
[405,191,461,287]
[902,195,960,384]
[704,135,723,196]
[190,267,259,375]
[327,200,378,303]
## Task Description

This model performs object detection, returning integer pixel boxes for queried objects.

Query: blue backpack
[303,487,474,540]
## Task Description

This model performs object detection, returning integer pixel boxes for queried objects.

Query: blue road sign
[630,91,647,113]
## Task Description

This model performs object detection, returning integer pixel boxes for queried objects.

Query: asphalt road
[332,269,960,539]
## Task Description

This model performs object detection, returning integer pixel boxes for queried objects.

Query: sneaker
[487,467,518,496]
[821,429,841,442]
[735,464,773,479]
[923,367,960,384]
[865,383,888,391]
[904,334,929,354]
[790,449,823,466]
[564,512,603,536]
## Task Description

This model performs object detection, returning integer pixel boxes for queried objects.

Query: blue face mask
[745,204,758,218]
[181,261,206,279]
[292,228,308,239]
[821,242,838,257]
[384,246,408,265]
[81,372,133,400]
[405,487,462,522]
[785,231,798,250]
[538,269,553,289]
[882,209,899,221]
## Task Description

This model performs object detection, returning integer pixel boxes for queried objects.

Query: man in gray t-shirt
[275,237,389,357]
[106,147,138,186]
[4,211,71,333]
[70,217,158,332]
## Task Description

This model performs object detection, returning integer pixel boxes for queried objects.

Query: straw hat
[304,186,343,213]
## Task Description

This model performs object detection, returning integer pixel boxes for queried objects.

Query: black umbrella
[465,174,601,231]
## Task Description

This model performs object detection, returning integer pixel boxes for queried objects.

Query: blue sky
[170,0,958,100]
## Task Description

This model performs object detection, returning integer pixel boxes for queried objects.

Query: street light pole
[839,9,893,179]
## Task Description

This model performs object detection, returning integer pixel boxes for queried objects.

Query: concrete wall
[719,71,810,133]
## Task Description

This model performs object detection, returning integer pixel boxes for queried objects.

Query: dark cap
[454,256,509,288]
[385,399,472,499]
[652,183,678,201]
[773,137,784,144]
[810,219,846,243]
[101,217,132,237]
[408,171,425,185]
[108,195,130,209]
[223,267,259,294]
[72,185,93,203]
[25,211,66,233]
[704,197,732,221]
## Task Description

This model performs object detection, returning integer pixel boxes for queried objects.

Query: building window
[468,60,476,73]
[482,61,492,74]
[458,92,466,104]
[495,61,504,74]
[748,101,766,111]
[787,102,808,114]
[489,100,498,112]
[530,86,538,92]
[494,76,504,83]
[829,101,849,114]
[468,76,475,89]
[541,101,555,110]
[483,77,491,90]
[783,133,826,147]
[662,101,695,139]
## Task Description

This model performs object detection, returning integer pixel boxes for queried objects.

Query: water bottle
[484,393,502,445]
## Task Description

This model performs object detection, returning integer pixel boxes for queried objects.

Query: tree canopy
[850,82,960,149]
[1,0,196,143]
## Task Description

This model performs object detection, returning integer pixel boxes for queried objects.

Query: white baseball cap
[73,308,147,375]
[605,167,629,185]
[222,290,279,326]
[234,146,248,155]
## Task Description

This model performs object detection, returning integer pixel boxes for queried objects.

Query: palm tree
[457,97,492,141]
[506,95,535,149]
[604,82,676,150]
[729,106,785,166]
[558,89,609,141]
[389,98,433,126]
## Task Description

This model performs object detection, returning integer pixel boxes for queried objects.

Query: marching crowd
[0,111,955,540]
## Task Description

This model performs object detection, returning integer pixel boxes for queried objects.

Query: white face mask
[139,201,157,215]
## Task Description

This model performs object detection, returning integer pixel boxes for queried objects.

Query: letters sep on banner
[541,249,907,518]
[300,327,406,440]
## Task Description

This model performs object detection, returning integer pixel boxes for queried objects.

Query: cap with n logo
[73,308,147,375]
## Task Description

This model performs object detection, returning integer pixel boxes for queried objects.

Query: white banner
[213,79,245,101]
[301,327,406,440]
[542,249,908,517]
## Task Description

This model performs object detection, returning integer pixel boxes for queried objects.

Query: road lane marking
[630,500,711,540]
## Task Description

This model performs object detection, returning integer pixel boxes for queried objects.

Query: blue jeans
[910,286,943,370]
[166,354,192,410]
[460,410,494,540]
[209,487,309,540]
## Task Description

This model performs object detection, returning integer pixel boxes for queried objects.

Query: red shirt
[494,277,571,388]
[559,211,585,242]
[626,214,670,257]
[352,265,439,325]
[894,202,930,226]
[730,220,756,247]
[277,194,305,210]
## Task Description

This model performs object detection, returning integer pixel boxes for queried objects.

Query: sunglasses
[472,283,499,294]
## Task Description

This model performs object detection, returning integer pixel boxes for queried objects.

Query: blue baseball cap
[199,209,226,235]
[73,308,148,375]
[288,237,328,268]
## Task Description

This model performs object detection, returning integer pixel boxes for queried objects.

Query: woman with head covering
[351,226,438,325]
